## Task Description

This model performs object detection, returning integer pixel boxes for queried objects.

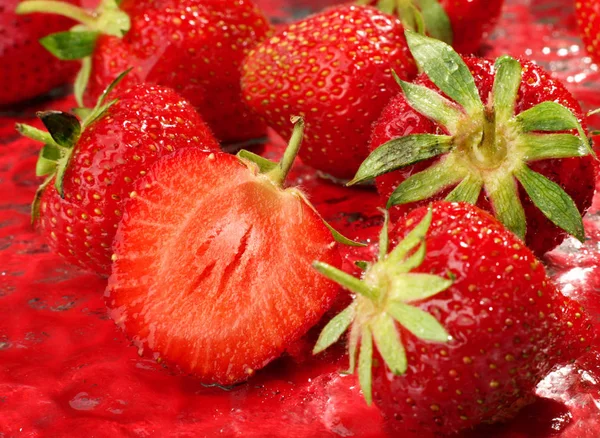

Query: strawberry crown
[237,117,365,248]
[15,70,130,222]
[16,0,130,106]
[313,207,452,404]
[359,0,452,46]
[351,30,594,243]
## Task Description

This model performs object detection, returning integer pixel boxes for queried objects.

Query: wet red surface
[2,0,600,437]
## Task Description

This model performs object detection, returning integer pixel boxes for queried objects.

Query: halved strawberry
[106,118,360,384]
[354,31,596,256]
[313,202,593,435]
[17,76,219,275]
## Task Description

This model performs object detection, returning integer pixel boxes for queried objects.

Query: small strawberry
[106,117,361,385]
[17,76,219,275]
[576,0,600,65]
[241,4,418,180]
[0,0,80,106]
[312,202,593,435]
[362,0,505,54]
[354,31,596,256]
[16,0,272,144]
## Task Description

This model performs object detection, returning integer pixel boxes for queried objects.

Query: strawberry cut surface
[107,148,341,384]
[4,0,600,437]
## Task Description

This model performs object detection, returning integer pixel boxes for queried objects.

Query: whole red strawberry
[355,31,596,256]
[106,118,356,384]
[0,0,81,106]
[16,0,272,144]
[576,0,600,64]
[365,0,504,54]
[241,4,418,180]
[17,80,219,275]
[313,202,593,435]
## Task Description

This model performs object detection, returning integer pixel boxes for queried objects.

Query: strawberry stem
[268,116,305,186]
[16,1,97,28]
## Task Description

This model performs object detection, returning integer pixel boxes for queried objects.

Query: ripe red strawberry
[312,202,593,435]
[17,80,219,275]
[576,0,600,64]
[16,0,272,144]
[106,118,356,384]
[364,0,505,54]
[241,4,418,180]
[0,0,81,106]
[355,31,596,256]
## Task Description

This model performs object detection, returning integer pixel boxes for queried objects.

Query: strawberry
[312,201,593,435]
[16,0,272,145]
[0,0,80,106]
[17,78,219,275]
[241,4,418,180]
[106,118,359,385]
[354,31,596,257]
[364,0,505,54]
[576,0,600,65]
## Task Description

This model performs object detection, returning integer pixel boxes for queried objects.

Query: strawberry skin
[440,0,504,54]
[106,147,341,384]
[241,5,418,179]
[0,0,79,106]
[367,50,596,256]
[372,202,592,434]
[36,84,219,275]
[576,0,600,64]
[313,202,593,435]
[84,0,272,144]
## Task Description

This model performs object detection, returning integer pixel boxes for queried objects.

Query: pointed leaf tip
[313,303,356,354]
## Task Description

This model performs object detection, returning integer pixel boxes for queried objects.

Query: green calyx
[357,0,452,45]
[313,208,451,405]
[16,70,130,222]
[352,31,593,243]
[236,117,365,248]
[16,0,130,106]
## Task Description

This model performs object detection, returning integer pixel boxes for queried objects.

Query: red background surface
[3,0,600,436]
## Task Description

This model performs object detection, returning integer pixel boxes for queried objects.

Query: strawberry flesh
[107,148,342,384]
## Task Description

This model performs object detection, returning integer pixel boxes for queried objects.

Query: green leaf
[404,30,484,116]
[54,152,73,198]
[351,134,453,185]
[445,174,483,204]
[515,165,585,242]
[515,101,581,132]
[386,207,432,267]
[414,0,453,44]
[378,209,390,261]
[98,68,132,108]
[396,78,463,134]
[372,0,395,15]
[37,111,81,148]
[15,123,58,147]
[492,56,522,124]
[358,326,373,405]
[313,262,378,300]
[36,144,61,177]
[397,242,426,274]
[347,322,360,374]
[74,56,92,108]
[371,314,407,375]
[387,301,449,343]
[313,303,357,354]
[354,261,371,271]
[387,158,466,207]
[515,101,595,157]
[389,273,452,303]
[96,0,131,37]
[40,30,99,60]
[486,173,527,240]
[31,175,53,223]
[238,149,277,173]
[521,133,590,161]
